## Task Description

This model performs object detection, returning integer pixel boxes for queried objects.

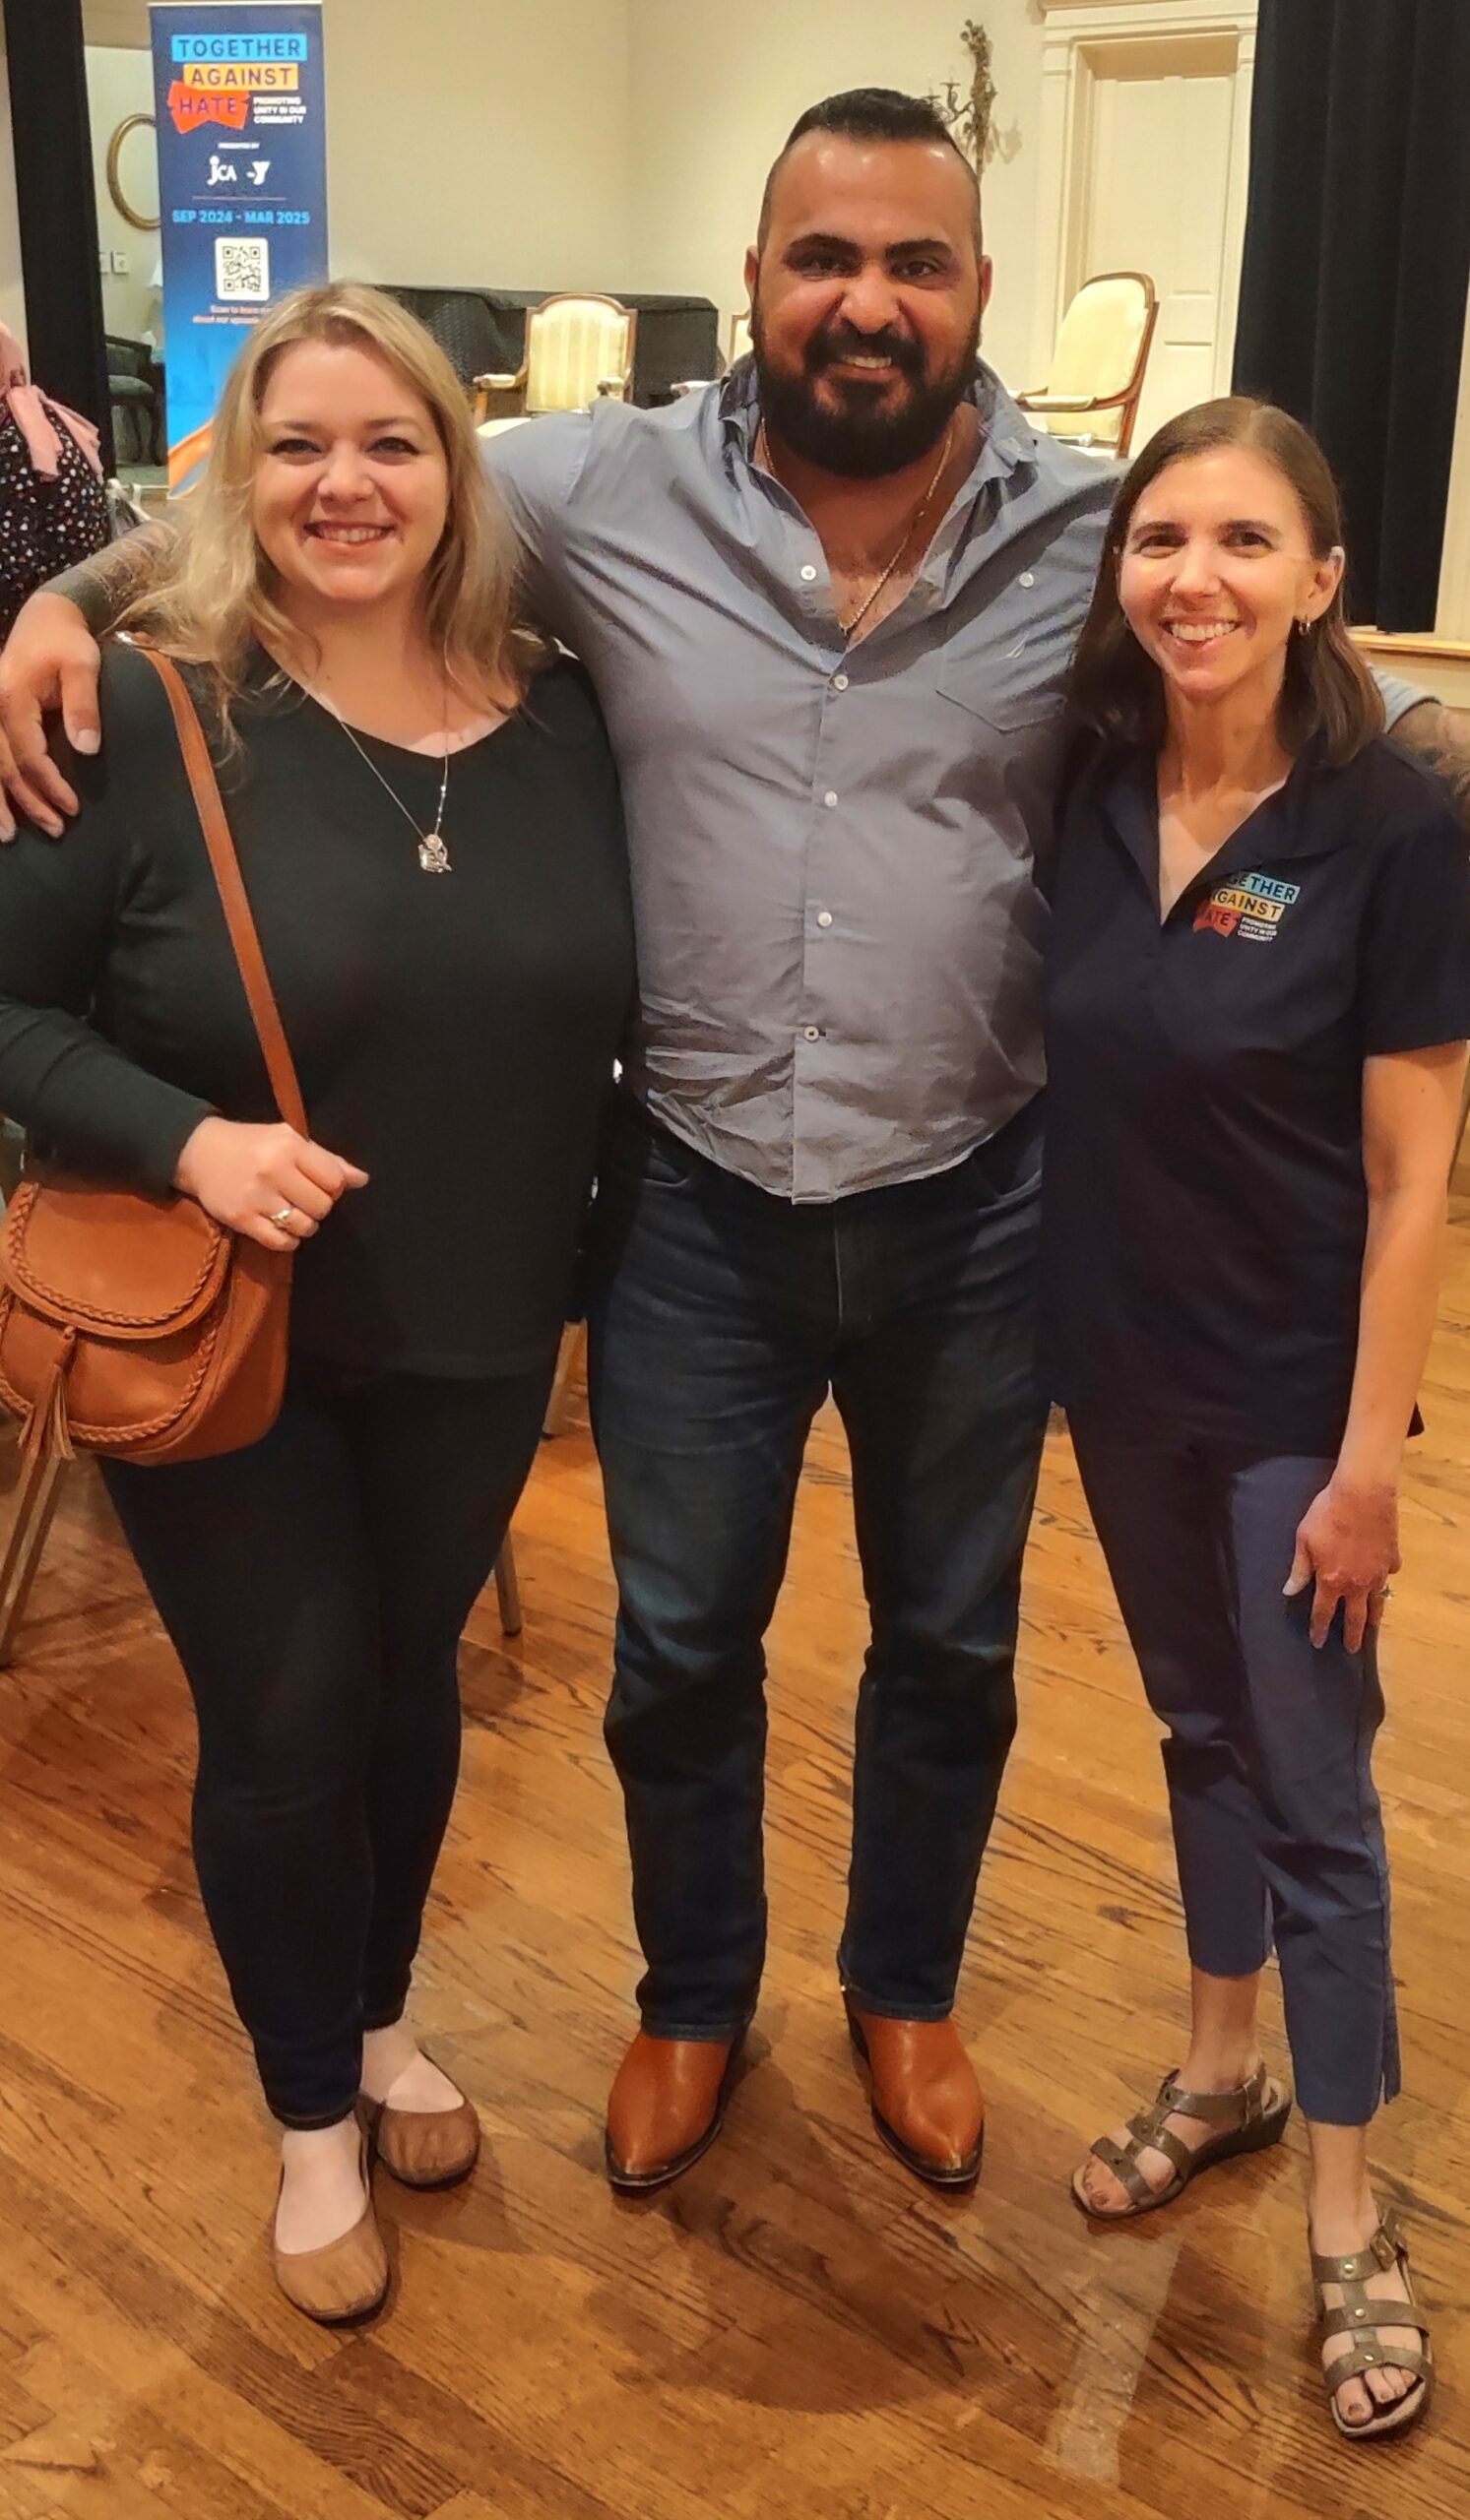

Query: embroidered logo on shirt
[1193,869,1301,942]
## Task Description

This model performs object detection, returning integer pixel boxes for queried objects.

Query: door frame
[1436,281,1470,640]
[1031,0,1259,399]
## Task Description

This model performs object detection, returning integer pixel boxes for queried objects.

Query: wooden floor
[3,1178,1470,2519]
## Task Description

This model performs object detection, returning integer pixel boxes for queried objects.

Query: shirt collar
[1097,730,1354,903]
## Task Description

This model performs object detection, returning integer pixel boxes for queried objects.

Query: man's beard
[750,303,981,480]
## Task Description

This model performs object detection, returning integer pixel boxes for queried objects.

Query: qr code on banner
[215,235,270,302]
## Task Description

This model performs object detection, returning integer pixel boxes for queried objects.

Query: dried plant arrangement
[930,20,1000,169]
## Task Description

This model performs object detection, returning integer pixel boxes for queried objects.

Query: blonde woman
[0,285,633,2321]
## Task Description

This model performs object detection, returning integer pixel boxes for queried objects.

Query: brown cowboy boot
[846,2002,985,2188]
[605,2030,744,2192]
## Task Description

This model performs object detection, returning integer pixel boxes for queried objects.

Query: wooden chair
[1016,272,1158,458]
[475,293,636,427]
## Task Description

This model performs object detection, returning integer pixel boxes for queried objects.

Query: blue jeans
[586,1095,1047,2040]
[1070,1422,1400,2125]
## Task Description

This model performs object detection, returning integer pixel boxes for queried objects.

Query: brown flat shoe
[361,2079,480,2191]
[845,2002,985,2189]
[271,2132,388,2325]
[1312,2209,1434,2443]
[605,2029,745,2193]
[1071,2061,1292,2221]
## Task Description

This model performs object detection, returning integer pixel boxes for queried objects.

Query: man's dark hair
[756,88,983,255]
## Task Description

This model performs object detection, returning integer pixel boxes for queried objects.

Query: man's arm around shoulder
[0,525,174,838]
[1390,697,1470,835]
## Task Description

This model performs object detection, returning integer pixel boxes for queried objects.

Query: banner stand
[150,2,328,495]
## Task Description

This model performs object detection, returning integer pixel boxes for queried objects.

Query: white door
[1075,34,1239,451]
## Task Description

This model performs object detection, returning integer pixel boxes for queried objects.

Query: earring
[1296,612,1314,636]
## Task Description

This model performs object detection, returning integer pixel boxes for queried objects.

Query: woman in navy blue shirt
[1043,399,1470,2443]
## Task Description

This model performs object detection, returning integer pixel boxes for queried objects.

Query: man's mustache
[804,328,923,379]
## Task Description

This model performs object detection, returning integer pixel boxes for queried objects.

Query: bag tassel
[21,1330,77,1466]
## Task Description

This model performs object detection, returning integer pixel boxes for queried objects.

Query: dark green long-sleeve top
[0,641,635,1376]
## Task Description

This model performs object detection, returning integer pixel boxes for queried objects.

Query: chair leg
[542,1320,587,1439]
[0,1443,68,1668]
[493,1535,523,1637]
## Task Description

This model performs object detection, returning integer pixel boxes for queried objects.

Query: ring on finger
[269,1205,296,1229]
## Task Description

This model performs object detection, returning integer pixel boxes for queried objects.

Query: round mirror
[107,113,160,233]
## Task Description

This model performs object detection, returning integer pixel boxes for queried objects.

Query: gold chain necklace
[756,415,955,641]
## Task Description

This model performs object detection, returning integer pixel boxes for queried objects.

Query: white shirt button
[816,910,833,928]
[824,790,839,808]
[799,564,817,582]
[803,1026,820,1041]
[832,672,849,691]
[1020,571,1036,589]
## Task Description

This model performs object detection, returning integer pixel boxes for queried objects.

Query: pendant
[417,834,452,875]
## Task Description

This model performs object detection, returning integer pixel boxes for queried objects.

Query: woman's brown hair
[1068,396,1383,765]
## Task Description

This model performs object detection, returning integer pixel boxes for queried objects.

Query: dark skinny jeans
[102,1352,550,2127]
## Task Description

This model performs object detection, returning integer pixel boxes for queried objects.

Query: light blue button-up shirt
[486,363,1419,1204]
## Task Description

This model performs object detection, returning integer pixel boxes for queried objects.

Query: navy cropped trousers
[1070,1422,1399,2125]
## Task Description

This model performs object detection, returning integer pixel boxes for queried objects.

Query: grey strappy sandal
[1311,2209,1434,2442]
[1071,2061,1293,2220]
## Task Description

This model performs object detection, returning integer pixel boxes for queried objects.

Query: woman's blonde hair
[120,281,543,718]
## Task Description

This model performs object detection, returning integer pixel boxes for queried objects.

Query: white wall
[0,39,25,354]
[624,1,1049,390]
[321,0,634,292]
[82,1,635,298]
[85,46,160,346]
[82,2,150,39]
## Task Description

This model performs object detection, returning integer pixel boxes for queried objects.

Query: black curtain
[1232,0,1470,631]
[3,0,113,472]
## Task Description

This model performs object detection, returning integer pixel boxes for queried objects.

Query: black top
[1040,732,1470,1451]
[0,642,634,1376]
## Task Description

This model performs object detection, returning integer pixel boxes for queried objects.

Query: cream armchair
[1016,272,1158,458]
[475,293,636,427]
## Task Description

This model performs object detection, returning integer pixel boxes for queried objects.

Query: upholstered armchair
[1016,272,1158,458]
[475,293,637,427]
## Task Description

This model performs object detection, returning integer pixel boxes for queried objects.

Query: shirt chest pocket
[933,572,1076,741]
[931,638,1070,822]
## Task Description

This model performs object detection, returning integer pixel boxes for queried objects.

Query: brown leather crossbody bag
[0,646,306,1467]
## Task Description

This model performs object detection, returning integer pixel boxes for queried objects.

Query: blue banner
[150,3,328,495]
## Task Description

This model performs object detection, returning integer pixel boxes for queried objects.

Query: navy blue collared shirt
[1040,733,1470,1451]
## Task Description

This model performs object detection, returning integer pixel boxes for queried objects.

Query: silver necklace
[316,694,453,874]
[756,415,955,641]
